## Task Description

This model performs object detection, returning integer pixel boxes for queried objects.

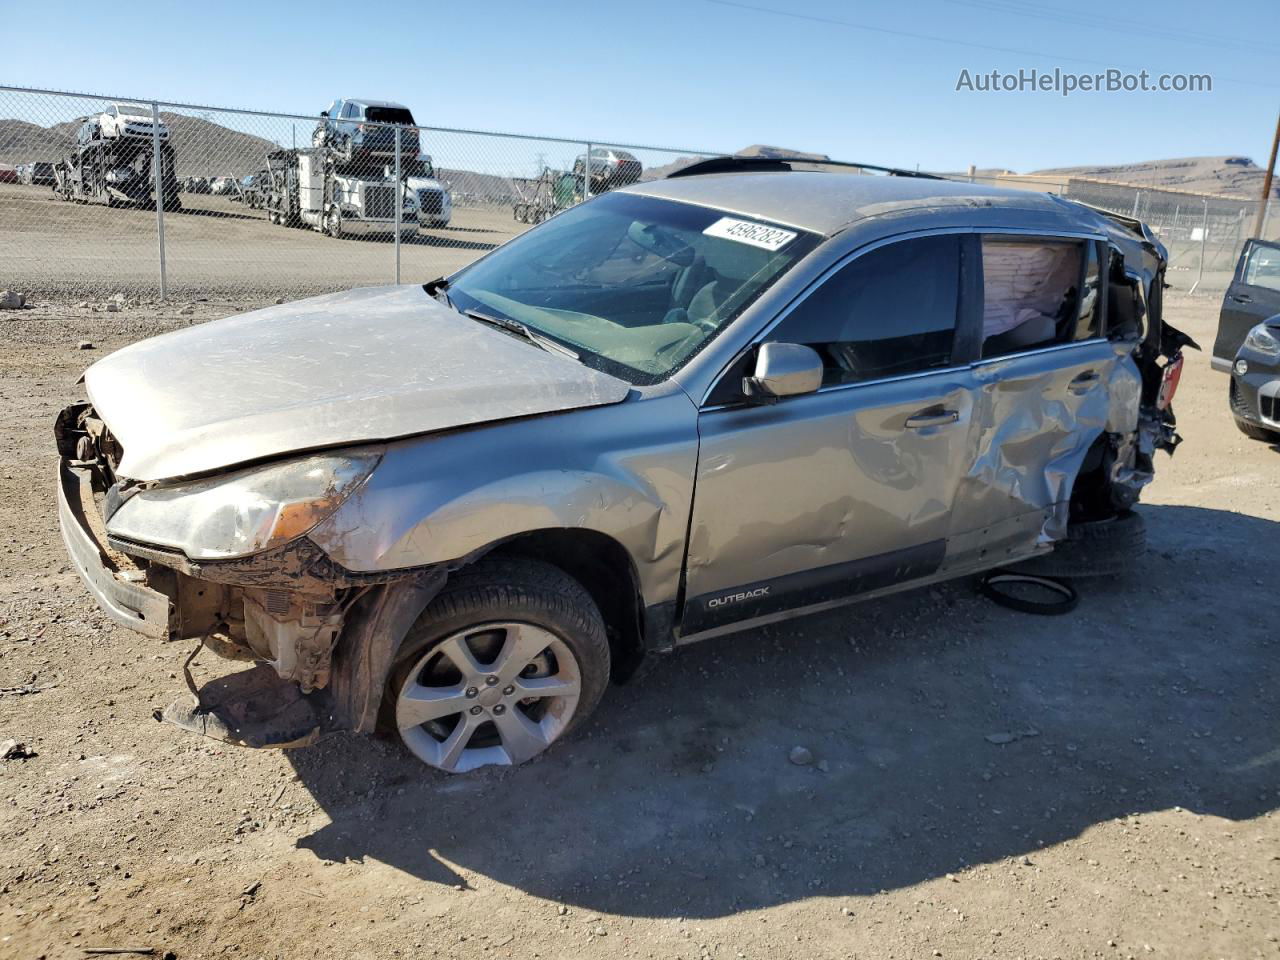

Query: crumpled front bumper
[57,460,171,638]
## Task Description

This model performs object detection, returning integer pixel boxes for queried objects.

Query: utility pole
[1252,107,1280,240]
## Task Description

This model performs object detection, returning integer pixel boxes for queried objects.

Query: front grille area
[363,184,396,219]
[417,189,444,215]
[1262,393,1279,422]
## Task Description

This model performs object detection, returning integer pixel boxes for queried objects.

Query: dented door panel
[947,339,1121,561]
[681,369,979,633]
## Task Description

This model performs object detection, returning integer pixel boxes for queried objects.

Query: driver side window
[767,235,962,386]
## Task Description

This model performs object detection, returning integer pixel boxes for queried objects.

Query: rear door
[1213,239,1280,370]
[946,234,1117,562]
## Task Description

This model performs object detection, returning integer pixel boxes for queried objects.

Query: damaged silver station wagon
[56,156,1193,773]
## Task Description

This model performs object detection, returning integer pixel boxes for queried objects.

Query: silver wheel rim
[395,622,582,773]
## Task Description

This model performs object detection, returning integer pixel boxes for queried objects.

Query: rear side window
[366,106,415,125]
[980,238,1085,358]
[1069,241,1103,341]
[769,235,961,385]
[1243,241,1280,293]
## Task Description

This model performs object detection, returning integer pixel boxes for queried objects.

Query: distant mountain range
[1028,156,1275,199]
[1,111,1273,201]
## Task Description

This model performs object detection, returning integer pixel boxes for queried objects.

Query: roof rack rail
[667,155,944,181]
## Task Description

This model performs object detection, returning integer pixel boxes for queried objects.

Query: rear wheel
[1006,510,1146,579]
[384,558,610,773]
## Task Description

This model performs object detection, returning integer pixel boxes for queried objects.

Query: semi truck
[264,147,417,240]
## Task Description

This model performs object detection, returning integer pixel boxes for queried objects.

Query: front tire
[384,558,610,773]
[325,208,343,239]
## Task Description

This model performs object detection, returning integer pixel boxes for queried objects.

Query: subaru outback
[55,157,1191,773]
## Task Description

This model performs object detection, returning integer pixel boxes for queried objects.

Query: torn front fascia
[123,531,451,740]
[112,533,409,592]
[242,589,344,694]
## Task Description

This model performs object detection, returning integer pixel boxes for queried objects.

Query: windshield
[406,157,435,178]
[115,103,151,117]
[447,192,819,384]
[365,106,415,125]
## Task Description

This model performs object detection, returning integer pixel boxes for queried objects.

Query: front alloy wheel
[386,559,610,773]
[396,622,582,771]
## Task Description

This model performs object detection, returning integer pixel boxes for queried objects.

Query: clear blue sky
[4,0,1278,173]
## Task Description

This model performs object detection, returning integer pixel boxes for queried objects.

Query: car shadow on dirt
[288,503,1278,918]
[173,206,263,223]
[404,233,499,252]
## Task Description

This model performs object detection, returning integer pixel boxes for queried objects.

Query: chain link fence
[0,86,718,306]
[3,85,1274,307]
[952,171,1277,294]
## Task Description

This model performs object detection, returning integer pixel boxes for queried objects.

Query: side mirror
[743,342,823,403]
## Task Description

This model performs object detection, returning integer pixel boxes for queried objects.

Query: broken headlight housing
[106,451,380,561]
[1242,323,1280,361]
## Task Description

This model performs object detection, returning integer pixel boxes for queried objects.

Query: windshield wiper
[464,309,579,360]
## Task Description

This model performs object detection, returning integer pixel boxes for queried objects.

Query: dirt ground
[0,181,1243,306]
[0,181,529,303]
[0,291,1277,960]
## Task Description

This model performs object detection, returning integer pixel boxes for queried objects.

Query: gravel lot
[0,181,528,303]
[0,181,1241,306]
[0,284,1277,959]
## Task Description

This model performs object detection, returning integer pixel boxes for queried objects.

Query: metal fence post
[1190,198,1209,295]
[1131,191,1141,218]
[394,125,402,285]
[151,101,168,300]
[583,141,592,200]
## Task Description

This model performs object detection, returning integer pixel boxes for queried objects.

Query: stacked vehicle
[52,105,181,210]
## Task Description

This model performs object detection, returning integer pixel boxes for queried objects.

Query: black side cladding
[682,540,945,634]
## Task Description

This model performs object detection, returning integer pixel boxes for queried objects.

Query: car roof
[624,170,1097,238]
[345,98,411,110]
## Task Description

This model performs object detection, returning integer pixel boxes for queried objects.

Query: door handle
[1231,294,1253,304]
[904,409,959,429]
[1069,371,1100,393]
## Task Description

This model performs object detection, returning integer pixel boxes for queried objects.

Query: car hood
[407,176,447,191]
[84,285,631,483]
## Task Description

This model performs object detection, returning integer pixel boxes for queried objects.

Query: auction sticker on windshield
[703,217,797,251]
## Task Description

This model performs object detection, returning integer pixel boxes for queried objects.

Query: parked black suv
[1213,238,1280,441]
